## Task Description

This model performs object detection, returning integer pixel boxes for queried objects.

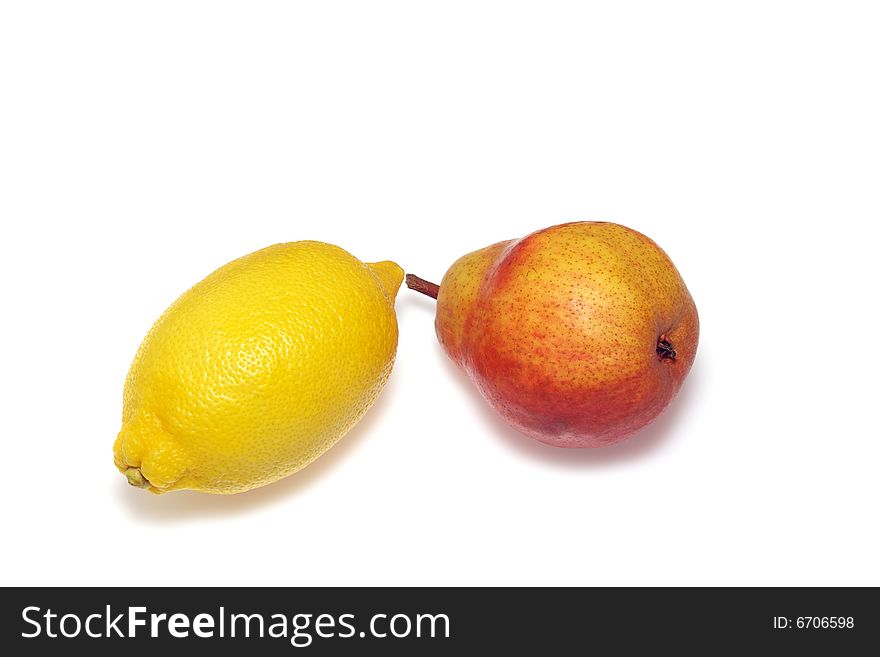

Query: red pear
[407,221,699,447]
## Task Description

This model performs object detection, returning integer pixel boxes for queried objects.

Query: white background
[2,1,878,587]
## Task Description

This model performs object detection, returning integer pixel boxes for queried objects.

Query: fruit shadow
[435,338,704,468]
[114,372,399,523]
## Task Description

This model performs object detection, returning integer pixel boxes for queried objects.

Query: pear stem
[405,274,439,300]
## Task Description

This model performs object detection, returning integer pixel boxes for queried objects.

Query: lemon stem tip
[125,467,151,489]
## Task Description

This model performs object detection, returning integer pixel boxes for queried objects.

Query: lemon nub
[125,468,151,489]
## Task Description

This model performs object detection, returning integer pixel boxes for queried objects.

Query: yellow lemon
[114,241,403,494]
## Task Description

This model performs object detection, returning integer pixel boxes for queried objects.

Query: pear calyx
[656,336,677,361]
